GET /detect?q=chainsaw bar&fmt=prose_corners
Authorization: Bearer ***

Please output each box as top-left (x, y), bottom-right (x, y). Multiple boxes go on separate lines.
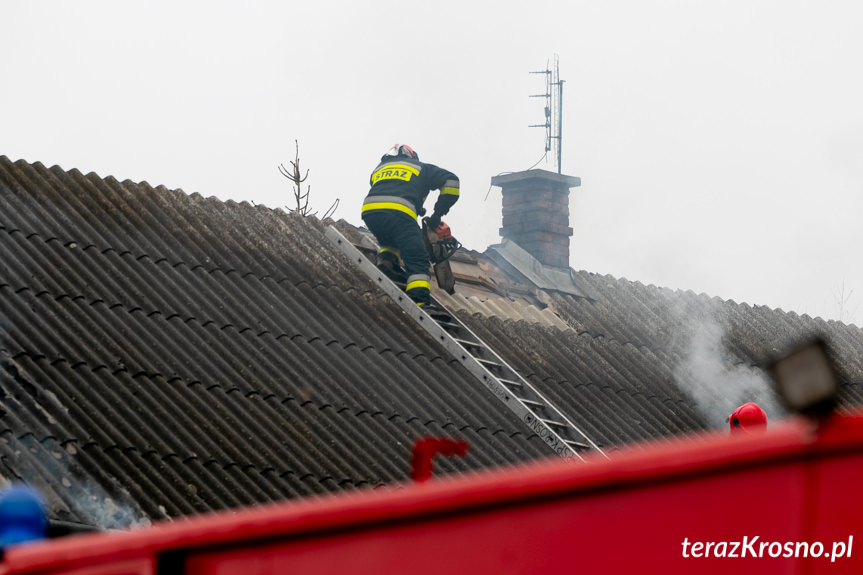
top-left (422, 219), bottom-right (461, 295)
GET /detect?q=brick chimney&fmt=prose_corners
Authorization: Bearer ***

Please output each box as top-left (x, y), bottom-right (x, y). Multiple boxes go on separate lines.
top-left (491, 169), bottom-right (581, 268)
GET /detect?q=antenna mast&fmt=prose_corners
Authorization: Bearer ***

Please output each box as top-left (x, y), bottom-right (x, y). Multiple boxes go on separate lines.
top-left (529, 54), bottom-right (564, 173)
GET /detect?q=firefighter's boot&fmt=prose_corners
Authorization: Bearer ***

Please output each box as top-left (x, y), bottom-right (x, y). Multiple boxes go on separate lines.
top-left (417, 301), bottom-right (452, 322)
top-left (376, 250), bottom-right (407, 284)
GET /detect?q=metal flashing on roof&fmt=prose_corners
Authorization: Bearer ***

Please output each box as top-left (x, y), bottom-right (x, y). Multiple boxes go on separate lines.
top-left (488, 239), bottom-right (597, 300)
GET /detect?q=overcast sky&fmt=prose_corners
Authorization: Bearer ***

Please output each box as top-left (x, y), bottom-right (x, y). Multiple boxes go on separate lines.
top-left (4, 1), bottom-right (862, 324)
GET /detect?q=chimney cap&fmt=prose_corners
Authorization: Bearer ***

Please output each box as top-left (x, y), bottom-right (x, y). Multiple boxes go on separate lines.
top-left (491, 169), bottom-right (581, 189)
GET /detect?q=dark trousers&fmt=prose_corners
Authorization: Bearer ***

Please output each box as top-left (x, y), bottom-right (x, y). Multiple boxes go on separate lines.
top-left (362, 211), bottom-right (431, 304)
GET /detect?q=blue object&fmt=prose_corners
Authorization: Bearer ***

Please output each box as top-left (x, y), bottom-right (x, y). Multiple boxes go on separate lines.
top-left (0, 484), bottom-right (47, 547)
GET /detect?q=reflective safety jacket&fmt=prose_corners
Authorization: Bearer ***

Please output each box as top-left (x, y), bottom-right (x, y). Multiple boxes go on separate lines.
top-left (362, 154), bottom-right (460, 221)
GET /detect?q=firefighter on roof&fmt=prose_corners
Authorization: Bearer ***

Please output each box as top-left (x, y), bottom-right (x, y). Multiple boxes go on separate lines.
top-left (361, 144), bottom-right (460, 306)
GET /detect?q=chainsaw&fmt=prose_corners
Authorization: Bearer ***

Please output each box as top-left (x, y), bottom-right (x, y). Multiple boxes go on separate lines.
top-left (422, 218), bottom-right (461, 295)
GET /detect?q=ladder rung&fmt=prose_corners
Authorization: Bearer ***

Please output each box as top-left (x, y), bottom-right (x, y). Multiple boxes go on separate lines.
top-left (499, 378), bottom-right (523, 388)
top-left (519, 398), bottom-right (545, 408)
top-left (453, 338), bottom-right (483, 349)
top-left (565, 440), bottom-right (592, 449)
top-left (539, 418), bottom-right (569, 429)
top-left (477, 359), bottom-right (502, 370)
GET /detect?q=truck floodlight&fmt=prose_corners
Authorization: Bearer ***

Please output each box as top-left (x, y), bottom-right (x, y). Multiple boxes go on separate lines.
top-left (768, 337), bottom-right (839, 418)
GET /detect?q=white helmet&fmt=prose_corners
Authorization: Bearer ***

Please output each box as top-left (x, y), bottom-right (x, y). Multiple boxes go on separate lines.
top-left (385, 143), bottom-right (419, 160)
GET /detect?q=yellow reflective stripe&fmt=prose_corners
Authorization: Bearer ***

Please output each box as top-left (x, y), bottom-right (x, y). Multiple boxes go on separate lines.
top-left (361, 202), bottom-right (417, 220)
top-left (363, 195), bottom-right (417, 213)
top-left (364, 195), bottom-right (414, 206)
top-left (440, 186), bottom-right (460, 196)
top-left (406, 279), bottom-right (431, 291)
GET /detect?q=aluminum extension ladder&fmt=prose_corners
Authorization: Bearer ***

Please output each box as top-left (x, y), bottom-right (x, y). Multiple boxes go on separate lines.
top-left (326, 226), bottom-right (607, 461)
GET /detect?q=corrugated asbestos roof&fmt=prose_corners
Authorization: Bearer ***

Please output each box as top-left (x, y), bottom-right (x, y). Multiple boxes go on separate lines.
top-left (0, 157), bottom-right (554, 528)
top-left (2, 155), bottom-right (862, 530)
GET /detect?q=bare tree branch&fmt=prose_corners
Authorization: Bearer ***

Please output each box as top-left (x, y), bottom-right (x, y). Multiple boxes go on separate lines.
top-left (833, 278), bottom-right (859, 324)
top-left (278, 140), bottom-right (337, 218)
top-left (322, 198), bottom-right (339, 220)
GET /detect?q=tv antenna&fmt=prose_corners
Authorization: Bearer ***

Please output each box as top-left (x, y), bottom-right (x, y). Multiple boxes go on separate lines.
top-left (529, 54), bottom-right (564, 173)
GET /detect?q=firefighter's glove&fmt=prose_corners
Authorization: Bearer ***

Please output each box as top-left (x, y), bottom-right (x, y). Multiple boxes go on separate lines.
top-left (427, 214), bottom-right (442, 230)
top-left (418, 207), bottom-right (427, 217)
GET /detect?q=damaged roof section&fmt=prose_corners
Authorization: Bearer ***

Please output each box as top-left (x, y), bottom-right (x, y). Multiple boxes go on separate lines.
top-left (346, 226), bottom-right (573, 330)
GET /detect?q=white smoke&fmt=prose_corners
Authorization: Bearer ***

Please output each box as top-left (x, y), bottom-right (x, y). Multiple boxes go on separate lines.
top-left (673, 317), bottom-right (785, 429)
